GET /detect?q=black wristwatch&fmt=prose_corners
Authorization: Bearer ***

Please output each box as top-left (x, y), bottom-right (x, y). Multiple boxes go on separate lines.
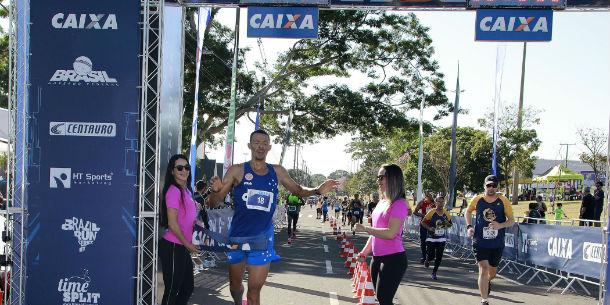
top-left (466, 224), bottom-right (473, 230)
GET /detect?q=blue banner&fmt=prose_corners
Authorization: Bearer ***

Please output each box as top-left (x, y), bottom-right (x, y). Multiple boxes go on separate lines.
top-left (475, 9), bottom-right (553, 42)
top-left (518, 224), bottom-right (603, 279)
top-left (247, 6), bottom-right (319, 39)
top-left (26, 1), bottom-right (141, 305)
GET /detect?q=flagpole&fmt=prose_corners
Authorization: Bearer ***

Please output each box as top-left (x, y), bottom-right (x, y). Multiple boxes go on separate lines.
top-left (189, 7), bottom-right (211, 189)
top-left (447, 63), bottom-right (460, 209)
top-left (222, 7), bottom-right (240, 177)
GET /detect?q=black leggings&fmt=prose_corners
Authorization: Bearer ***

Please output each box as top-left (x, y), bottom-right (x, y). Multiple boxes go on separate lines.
top-left (426, 241), bottom-right (446, 273)
top-left (287, 213), bottom-right (299, 236)
top-left (159, 239), bottom-right (194, 305)
top-left (419, 226), bottom-right (428, 259)
top-left (370, 251), bottom-right (407, 305)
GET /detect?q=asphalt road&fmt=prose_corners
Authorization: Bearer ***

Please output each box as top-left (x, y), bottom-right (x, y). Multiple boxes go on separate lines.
top-left (158, 207), bottom-right (599, 305)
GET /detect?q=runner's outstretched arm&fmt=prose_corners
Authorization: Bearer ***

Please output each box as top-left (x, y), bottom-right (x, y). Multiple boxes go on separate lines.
top-left (274, 165), bottom-right (339, 197)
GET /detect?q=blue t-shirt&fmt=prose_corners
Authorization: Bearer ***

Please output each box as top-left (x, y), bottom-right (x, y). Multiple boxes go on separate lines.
top-left (230, 162), bottom-right (279, 239)
top-left (322, 201), bottom-right (329, 212)
top-left (467, 195), bottom-right (513, 249)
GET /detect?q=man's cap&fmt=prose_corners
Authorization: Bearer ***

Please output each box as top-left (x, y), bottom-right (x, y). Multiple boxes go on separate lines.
top-left (484, 175), bottom-right (499, 185)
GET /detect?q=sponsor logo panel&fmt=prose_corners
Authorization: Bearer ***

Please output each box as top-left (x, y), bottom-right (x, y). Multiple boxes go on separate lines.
top-left (50, 122), bottom-right (116, 137)
top-left (49, 56), bottom-right (118, 86)
top-left (50, 167), bottom-right (113, 189)
top-left (62, 217), bottom-right (101, 253)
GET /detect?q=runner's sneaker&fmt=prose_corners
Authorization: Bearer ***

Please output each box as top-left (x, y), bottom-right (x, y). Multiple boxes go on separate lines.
top-left (424, 260), bottom-right (430, 268)
top-left (420, 257), bottom-right (425, 264)
top-left (431, 272), bottom-right (437, 280)
top-left (481, 301), bottom-right (489, 305)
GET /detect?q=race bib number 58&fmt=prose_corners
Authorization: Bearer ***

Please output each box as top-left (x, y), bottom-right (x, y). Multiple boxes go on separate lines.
top-left (246, 189), bottom-right (274, 212)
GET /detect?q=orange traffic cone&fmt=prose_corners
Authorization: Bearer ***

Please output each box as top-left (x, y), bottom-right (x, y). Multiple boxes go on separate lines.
top-left (355, 264), bottom-right (369, 298)
top-left (352, 261), bottom-right (363, 289)
top-left (358, 272), bottom-right (377, 305)
top-left (345, 247), bottom-right (355, 268)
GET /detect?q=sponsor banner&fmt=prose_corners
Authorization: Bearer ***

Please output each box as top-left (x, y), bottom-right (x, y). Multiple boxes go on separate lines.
top-left (26, 0), bottom-right (140, 304)
top-left (177, 0), bottom-right (610, 7)
top-left (475, 9), bottom-right (553, 42)
top-left (502, 223), bottom-right (518, 261)
top-left (193, 208), bottom-right (235, 252)
top-left (518, 224), bottom-right (602, 279)
top-left (247, 6), bottom-right (319, 39)
top-left (50, 122), bottom-right (116, 137)
top-left (468, 0), bottom-right (566, 8)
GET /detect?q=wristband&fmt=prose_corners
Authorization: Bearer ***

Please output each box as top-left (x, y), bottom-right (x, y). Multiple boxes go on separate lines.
top-left (466, 224), bottom-right (473, 230)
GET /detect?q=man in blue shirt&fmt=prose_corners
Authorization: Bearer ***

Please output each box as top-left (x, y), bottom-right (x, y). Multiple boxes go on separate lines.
top-left (208, 130), bottom-right (339, 305)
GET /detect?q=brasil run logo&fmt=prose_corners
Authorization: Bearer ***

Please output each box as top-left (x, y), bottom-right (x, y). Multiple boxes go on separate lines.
top-left (61, 217), bottom-right (101, 253)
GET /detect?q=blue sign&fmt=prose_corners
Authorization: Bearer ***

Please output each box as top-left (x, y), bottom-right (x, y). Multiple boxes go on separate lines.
top-left (247, 6), bottom-right (319, 39)
top-left (26, 1), bottom-right (140, 305)
top-left (475, 9), bottom-right (553, 42)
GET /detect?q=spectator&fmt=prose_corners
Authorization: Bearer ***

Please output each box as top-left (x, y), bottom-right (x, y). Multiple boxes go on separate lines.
top-left (580, 187), bottom-right (596, 226)
top-left (553, 202), bottom-right (568, 225)
top-left (535, 195), bottom-right (547, 224)
top-left (594, 181), bottom-right (605, 227)
top-left (522, 202), bottom-right (542, 224)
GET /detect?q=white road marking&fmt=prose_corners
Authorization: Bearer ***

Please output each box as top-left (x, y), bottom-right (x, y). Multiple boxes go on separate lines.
top-left (326, 260), bottom-right (333, 274)
top-left (308, 215), bottom-right (313, 218)
top-left (323, 236), bottom-right (327, 242)
top-left (324, 245), bottom-right (329, 253)
top-left (328, 292), bottom-right (339, 305)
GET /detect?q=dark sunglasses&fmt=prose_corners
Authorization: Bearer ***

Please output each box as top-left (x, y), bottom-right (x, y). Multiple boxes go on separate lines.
top-left (485, 183), bottom-right (497, 188)
top-left (376, 175), bottom-right (385, 181)
top-left (175, 165), bottom-right (191, 172)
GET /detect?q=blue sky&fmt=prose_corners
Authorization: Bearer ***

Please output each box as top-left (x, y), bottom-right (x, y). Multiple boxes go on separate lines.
top-left (206, 8), bottom-right (610, 176)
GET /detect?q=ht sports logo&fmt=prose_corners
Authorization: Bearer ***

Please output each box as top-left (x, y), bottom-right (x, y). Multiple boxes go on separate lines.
top-left (50, 122), bottom-right (116, 138)
top-left (62, 217), bottom-right (101, 253)
top-left (57, 270), bottom-right (101, 305)
top-left (52, 13), bottom-right (117, 30)
top-left (50, 167), bottom-right (113, 189)
top-left (49, 56), bottom-right (118, 86)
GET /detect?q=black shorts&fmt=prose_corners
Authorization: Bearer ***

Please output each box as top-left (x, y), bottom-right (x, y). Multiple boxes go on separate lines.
top-left (473, 247), bottom-right (503, 267)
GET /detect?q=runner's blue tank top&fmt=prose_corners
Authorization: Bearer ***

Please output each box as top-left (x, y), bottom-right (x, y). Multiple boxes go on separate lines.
top-left (230, 162), bottom-right (279, 239)
top-left (473, 197), bottom-right (507, 248)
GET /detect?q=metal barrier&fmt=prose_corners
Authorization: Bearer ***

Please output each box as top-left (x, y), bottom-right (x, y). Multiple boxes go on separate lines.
top-left (403, 212), bottom-right (604, 298)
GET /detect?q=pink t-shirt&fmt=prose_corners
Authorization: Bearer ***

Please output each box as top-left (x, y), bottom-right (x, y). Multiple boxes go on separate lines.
top-left (371, 198), bottom-right (409, 257)
top-left (163, 185), bottom-right (197, 245)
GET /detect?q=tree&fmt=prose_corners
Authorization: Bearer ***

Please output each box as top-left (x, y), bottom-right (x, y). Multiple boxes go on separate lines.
top-left (577, 127), bottom-right (608, 182)
top-left (287, 169), bottom-right (311, 187)
top-left (310, 173), bottom-right (327, 187)
top-left (0, 6), bottom-right (11, 108)
top-left (182, 10), bottom-right (451, 151)
top-left (478, 104), bottom-right (542, 196)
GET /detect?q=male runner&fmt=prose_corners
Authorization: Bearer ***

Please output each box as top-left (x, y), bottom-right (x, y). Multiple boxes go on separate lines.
top-left (285, 193), bottom-right (304, 243)
top-left (465, 175), bottom-right (514, 305)
top-left (208, 130), bottom-right (338, 305)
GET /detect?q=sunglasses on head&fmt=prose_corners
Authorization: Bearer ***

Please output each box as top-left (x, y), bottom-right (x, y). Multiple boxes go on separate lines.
top-left (485, 183), bottom-right (497, 188)
top-left (175, 165), bottom-right (191, 172)
top-left (376, 175), bottom-right (385, 181)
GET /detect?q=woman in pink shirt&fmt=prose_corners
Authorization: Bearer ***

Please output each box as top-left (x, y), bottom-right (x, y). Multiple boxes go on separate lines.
top-left (159, 154), bottom-right (199, 305)
top-left (356, 164), bottom-right (409, 305)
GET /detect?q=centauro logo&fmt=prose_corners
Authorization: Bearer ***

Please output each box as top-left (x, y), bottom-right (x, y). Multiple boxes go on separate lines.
top-left (479, 16), bottom-right (549, 33)
top-left (249, 13), bottom-right (315, 30)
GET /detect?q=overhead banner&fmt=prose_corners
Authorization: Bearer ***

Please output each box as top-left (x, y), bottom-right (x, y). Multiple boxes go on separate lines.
top-left (27, 1), bottom-right (141, 305)
top-left (475, 9), bottom-right (553, 42)
top-left (247, 6), bottom-right (319, 38)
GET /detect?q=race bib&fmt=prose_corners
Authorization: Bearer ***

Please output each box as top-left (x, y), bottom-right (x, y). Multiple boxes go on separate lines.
top-left (354, 210), bottom-right (360, 215)
top-left (288, 206), bottom-right (297, 212)
top-left (434, 228), bottom-right (445, 236)
top-left (246, 189), bottom-right (274, 212)
top-left (483, 227), bottom-right (498, 239)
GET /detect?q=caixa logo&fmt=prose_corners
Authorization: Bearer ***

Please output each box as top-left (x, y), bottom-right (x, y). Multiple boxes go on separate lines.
top-left (547, 237), bottom-right (573, 259)
top-left (249, 13), bottom-right (315, 30)
top-left (62, 217), bottom-right (101, 253)
top-left (52, 13), bottom-right (117, 30)
top-left (49, 56), bottom-right (118, 86)
top-left (583, 242), bottom-right (604, 263)
top-left (479, 16), bottom-right (549, 33)
top-left (50, 167), bottom-right (113, 189)
top-left (58, 270), bottom-right (101, 305)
